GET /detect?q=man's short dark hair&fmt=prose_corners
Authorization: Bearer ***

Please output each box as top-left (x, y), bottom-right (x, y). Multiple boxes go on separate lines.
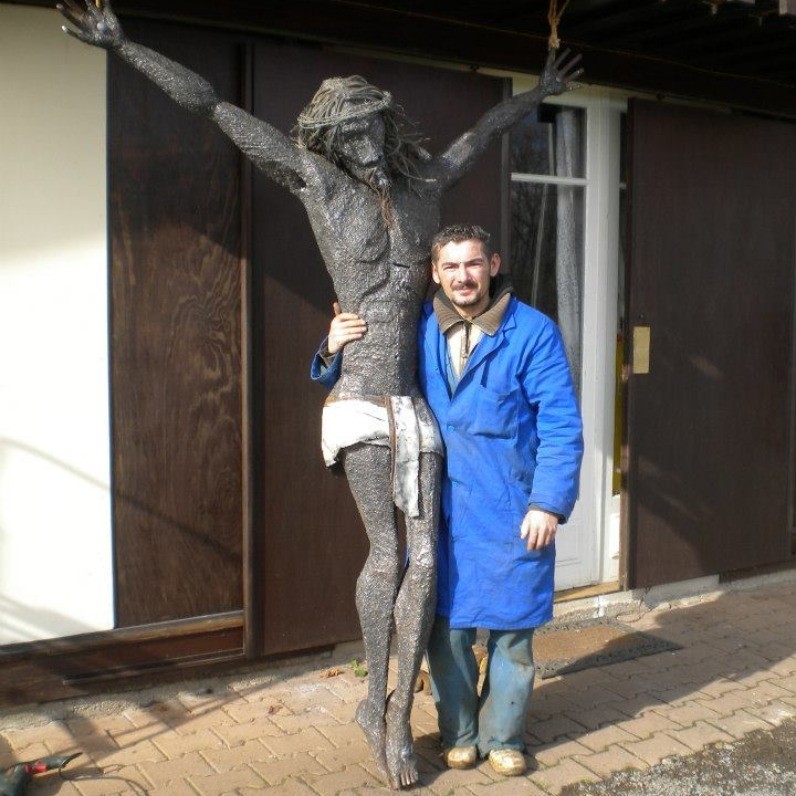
top-left (431, 224), bottom-right (492, 263)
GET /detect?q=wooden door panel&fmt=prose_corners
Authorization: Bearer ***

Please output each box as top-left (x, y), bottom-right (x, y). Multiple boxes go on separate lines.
top-left (625, 100), bottom-right (796, 588)
top-left (109, 22), bottom-right (244, 625)
top-left (251, 41), bottom-right (505, 654)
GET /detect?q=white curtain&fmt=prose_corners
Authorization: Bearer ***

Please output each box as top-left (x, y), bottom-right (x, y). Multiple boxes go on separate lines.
top-left (554, 109), bottom-right (582, 394)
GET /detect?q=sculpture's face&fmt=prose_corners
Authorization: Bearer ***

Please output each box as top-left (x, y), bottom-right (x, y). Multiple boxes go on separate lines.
top-left (432, 239), bottom-right (501, 317)
top-left (336, 113), bottom-right (388, 185)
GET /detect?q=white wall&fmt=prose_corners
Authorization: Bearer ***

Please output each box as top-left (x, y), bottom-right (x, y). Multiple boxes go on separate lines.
top-left (0, 6), bottom-right (113, 643)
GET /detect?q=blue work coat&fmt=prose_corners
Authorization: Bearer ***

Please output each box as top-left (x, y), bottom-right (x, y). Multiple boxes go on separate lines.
top-left (419, 296), bottom-right (582, 629)
top-left (311, 294), bottom-right (583, 629)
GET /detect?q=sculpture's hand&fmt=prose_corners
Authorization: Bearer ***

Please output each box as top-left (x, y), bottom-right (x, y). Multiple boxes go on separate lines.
top-left (328, 301), bottom-right (367, 355)
top-left (538, 48), bottom-right (583, 97)
top-left (57, 0), bottom-right (125, 49)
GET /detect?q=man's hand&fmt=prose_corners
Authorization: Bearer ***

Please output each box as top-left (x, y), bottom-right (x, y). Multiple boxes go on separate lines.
top-left (520, 509), bottom-right (559, 552)
top-left (327, 301), bottom-right (367, 355)
top-left (58, 0), bottom-right (125, 50)
top-left (538, 49), bottom-right (583, 97)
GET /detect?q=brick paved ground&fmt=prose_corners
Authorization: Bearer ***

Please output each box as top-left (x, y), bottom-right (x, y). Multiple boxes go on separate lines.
top-left (2, 578), bottom-right (795, 795)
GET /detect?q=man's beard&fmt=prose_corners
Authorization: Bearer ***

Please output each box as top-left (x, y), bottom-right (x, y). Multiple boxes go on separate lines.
top-left (450, 281), bottom-right (482, 307)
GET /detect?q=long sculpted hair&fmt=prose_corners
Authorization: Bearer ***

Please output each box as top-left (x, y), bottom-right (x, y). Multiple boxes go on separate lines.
top-left (295, 75), bottom-right (430, 187)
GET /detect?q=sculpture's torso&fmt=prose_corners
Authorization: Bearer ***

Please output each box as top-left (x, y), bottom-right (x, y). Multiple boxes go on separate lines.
top-left (304, 164), bottom-right (441, 397)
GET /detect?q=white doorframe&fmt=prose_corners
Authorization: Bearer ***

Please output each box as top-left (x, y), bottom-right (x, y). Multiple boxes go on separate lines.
top-left (509, 79), bottom-right (629, 588)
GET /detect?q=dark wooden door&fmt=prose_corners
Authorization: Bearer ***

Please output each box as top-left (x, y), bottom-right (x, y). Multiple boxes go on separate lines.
top-left (625, 100), bottom-right (796, 588)
top-left (109, 22), bottom-right (244, 625)
top-left (251, 41), bottom-right (506, 655)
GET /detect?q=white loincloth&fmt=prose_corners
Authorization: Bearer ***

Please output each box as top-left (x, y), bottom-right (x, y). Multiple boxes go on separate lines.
top-left (322, 396), bottom-right (444, 518)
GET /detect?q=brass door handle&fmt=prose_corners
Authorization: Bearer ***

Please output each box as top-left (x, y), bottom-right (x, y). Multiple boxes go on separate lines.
top-left (632, 326), bottom-right (650, 374)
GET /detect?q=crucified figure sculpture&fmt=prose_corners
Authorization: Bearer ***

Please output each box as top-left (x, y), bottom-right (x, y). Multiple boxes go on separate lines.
top-left (57, 1), bottom-right (582, 787)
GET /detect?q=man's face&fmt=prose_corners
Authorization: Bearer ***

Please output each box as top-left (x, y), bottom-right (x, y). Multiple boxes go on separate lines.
top-left (432, 239), bottom-right (501, 318)
top-left (336, 113), bottom-right (388, 187)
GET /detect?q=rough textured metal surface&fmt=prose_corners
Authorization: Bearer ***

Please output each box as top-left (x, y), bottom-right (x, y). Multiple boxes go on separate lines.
top-left (57, 1), bottom-right (582, 787)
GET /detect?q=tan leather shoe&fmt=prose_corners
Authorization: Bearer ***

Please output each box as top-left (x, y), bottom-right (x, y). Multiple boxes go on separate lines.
top-left (487, 748), bottom-right (527, 776)
top-left (442, 745), bottom-right (478, 769)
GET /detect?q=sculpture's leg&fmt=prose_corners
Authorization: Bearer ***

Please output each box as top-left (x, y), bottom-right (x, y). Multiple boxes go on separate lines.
top-left (385, 450), bottom-right (442, 789)
top-left (342, 443), bottom-right (401, 780)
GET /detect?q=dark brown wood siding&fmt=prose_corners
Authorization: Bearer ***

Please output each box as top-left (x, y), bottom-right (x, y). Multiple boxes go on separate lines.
top-left (109, 22), bottom-right (244, 625)
top-left (625, 100), bottom-right (796, 588)
top-left (250, 42), bottom-right (505, 655)
top-left (109, 23), bottom-right (504, 649)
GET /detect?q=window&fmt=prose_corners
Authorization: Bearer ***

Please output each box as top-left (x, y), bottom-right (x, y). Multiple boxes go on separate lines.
top-left (509, 104), bottom-right (586, 392)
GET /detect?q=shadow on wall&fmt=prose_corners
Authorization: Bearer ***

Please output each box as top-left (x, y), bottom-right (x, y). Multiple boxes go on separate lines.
top-left (0, 437), bottom-right (112, 645)
top-left (0, 596), bottom-right (96, 646)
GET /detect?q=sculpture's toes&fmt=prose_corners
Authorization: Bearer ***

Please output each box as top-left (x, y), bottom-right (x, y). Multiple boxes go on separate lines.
top-left (385, 702), bottom-right (420, 788)
top-left (387, 751), bottom-right (419, 790)
top-left (355, 699), bottom-right (388, 779)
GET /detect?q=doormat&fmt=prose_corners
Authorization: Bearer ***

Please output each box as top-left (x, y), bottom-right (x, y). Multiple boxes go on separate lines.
top-left (534, 618), bottom-right (681, 679)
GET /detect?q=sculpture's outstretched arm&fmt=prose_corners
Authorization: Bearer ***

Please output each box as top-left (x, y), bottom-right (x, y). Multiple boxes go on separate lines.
top-left (58, 0), bottom-right (308, 191)
top-left (429, 49), bottom-right (583, 192)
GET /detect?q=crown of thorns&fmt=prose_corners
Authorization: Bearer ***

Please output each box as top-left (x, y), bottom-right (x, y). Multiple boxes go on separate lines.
top-left (296, 77), bottom-right (393, 130)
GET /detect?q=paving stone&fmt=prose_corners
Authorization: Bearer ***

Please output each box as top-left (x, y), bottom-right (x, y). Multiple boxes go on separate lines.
top-left (530, 757), bottom-right (599, 795)
top-left (575, 724), bottom-right (639, 752)
top-left (614, 709), bottom-right (680, 739)
top-left (249, 751), bottom-right (329, 784)
top-left (529, 738), bottom-right (594, 768)
top-left (561, 684), bottom-right (625, 709)
top-left (152, 728), bottom-right (225, 758)
top-left (169, 708), bottom-right (237, 734)
top-left (312, 742), bottom-right (372, 771)
top-left (19, 776), bottom-right (84, 796)
top-left (747, 679), bottom-right (794, 701)
top-left (607, 695), bottom-right (667, 718)
top-left (0, 741), bottom-right (52, 767)
top-left (705, 708), bottom-right (780, 739)
top-left (211, 718), bottom-right (283, 747)
top-left (657, 699), bottom-right (722, 727)
top-left (222, 700), bottom-right (288, 724)
top-left (673, 719), bottom-right (735, 752)
top-left (72, 763), bottom-right (148, 795)
top-left (302, 763), bottom-right (383, 794)
top-left (559, 704), bottom-right (629, 732)
top-left (142, 781), bottom-right (201, 796)
top-left (316, 721), bottom-right (367, 748)
top-left (239, 781), bottom-right (318, 796)
top-left (601, 675), bottom-right (660, 701)
top-left (573, 744), bottom-right (647, 777)
top-left (651, 687), bottom-right (710, 708)
top-left (91, 739), bottom-right (166, 766)
top-left (3, 723), bottom-right (75, 750)
top-left (422, 764), bottom-right (492, 793)
top-left (746, 700), bottom-right (796, 725)
top-left (527, 694), bottom-right (579, 721)
top-left (526, 715), bottom-right (589, 745)
top-left (270, 707), bottom-right (341, 733)
top-left (140, 752), bottom-right (216, 786)
top-left (201, 738), bottom-right (275, 772)
top-left (261, 726), bottom-right (335, 757)
top-left (619, 731), bottom-right (693, 766)
top-left (65, 716), bottom-right (134, 739)
top-left (696, 689), bottom-right (763, 716)
top-left (468, 775), bottom-right (547, 795)
top-left (768, 657), bottom-right (796, 676)
top-left (190, 765), bottom-right (266, 796)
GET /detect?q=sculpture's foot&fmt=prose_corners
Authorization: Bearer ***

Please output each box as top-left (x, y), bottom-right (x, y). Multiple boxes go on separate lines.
top-left (355, 699), bottom-right (388, 780)
top-left (385, 694), bottom-right (419, 789)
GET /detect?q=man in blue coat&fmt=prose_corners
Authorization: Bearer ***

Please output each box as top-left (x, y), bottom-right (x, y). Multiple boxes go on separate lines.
top-left (314, 224), bottom-right (583, 776)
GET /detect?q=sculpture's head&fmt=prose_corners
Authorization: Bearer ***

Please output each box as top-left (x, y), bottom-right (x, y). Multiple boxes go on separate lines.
top-left (295, 75), bottom-right (428, 192)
